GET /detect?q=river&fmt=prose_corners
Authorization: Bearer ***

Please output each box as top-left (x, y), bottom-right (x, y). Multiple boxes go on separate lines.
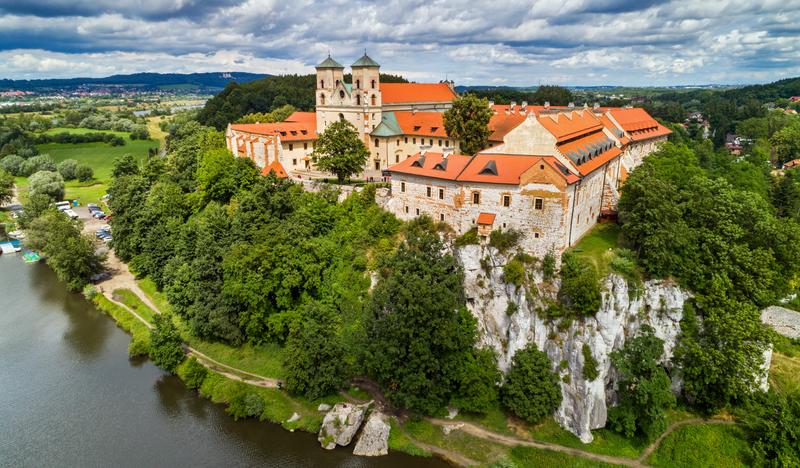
top-left (0, 256), bottom-right (445, 467)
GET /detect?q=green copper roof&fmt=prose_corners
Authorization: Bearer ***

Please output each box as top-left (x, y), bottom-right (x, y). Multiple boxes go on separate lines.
top-left (344, 83), bottom-right (352, 93)
top-left (371, 112), bottom-right (402, 137)
top-left (352, 53), bottom-right (380, 68)
top-left (316, 55), bottom-right (344, 69)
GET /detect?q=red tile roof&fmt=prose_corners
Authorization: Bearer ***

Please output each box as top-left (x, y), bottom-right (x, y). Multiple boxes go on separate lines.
top-left (230, 111), bottom-right (317, 141)
top-left (456, 153), bottom-right (543, 184)
top-left (538, 110), bottom-right (604, 142)
top-left (607, 108), bottom-right (671, 141)
top-left (387, 152), bottom-right (472, 180)
top-left (557, 131), bottom-right (622, 176)
top-left (488, 108), bottom-right (528, 142)
top-left (477, 213), bottom-right (496, 225)
top-left (261, 160), bottom-right (288, 178)
top-left (380, 83), bottom-right (456, 104)
top-left (394, 112), bottom-right (449, 137)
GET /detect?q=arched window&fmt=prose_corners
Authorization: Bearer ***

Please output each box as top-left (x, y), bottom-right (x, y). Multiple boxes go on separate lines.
top-left (371, 94), bottom-right (376, 106)
top-left (356, 79), bottom-right (360, 89)
top-left (339, 90), bottom-right (345, 99)
top-left (356, 94), bottom-right (361, 105)
top-left (320, 93), bottom-right (325, 105)
top-left (335, 79), bottom-right (340, 87)
top-left (371, 79), bottom-right (376, 89)
top-left (320, 79), bottom-right (324, 88)
top-left (374, 138), bottom-right (380, 147)
top-left (338, 113), bottom-right (345, 121)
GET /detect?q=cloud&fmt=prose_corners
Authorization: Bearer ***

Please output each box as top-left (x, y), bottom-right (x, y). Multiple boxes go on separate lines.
top-left (0, 0), bottom-right (797, 85)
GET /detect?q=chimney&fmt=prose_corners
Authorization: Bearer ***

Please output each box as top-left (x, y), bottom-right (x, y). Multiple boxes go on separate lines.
top-left (442, 147), bottom-right (454, 158)
top-left (568, 102), bottom-right (575, 108)
top-left (520, 101), bottom-right (527, 110)
top-left (509, 101), bottom-right (516, 112)
top-left (420, 144), bottom-right (432, 156)
top-left (412, 106), bottom-right (417, 115)
top-left (544, 101), bottom-right (550, 109)
top-left (593, 102), bottom-right (600, 110)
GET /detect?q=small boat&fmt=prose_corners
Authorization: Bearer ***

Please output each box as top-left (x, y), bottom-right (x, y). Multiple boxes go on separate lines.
top-left (22, 251), bottom-right (41, 263)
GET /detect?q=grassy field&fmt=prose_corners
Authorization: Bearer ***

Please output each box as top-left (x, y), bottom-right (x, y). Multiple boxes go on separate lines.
top-left (146, 116), bottom-right (168, 148)
top-left (646, 424), bottom-right (749, 467)
top-left (44, 127), bottom-right (129, 138)
top-left (769, 353), bottom-right (800, 395)
top-left (509, 445), bottom-right (624, 468)
top-left (570, 223), bottom-right (621, 276)
top-left (93, 294), bottom-right (151, 357)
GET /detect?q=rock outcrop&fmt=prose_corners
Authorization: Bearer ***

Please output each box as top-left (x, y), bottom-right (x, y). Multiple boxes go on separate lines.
top-left (318, 402), bottom-right (370, 450)
top-left (353, 411), bottom-right (390, 456)
top-left (761, 306), bottom-right (800, 339)
top-left (457, 244), bottom-right (691, 443)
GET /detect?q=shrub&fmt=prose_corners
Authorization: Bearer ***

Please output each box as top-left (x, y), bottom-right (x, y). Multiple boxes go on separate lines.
top-left (506, 302), bottom-right (519, 316)
top-left (28, 171), bottom-right (65, 201)
top-left (609, 248), bottom-right (643, 298)
top-left (1, 154), bottom-right (24, 176)
top-left (227, 393), bottom-right (265, 420)
top-left (503, 258), bottom-right (526, 288)
top-left (20, 154), bottom-right (57, 176)
top-left (489, 228), bottom-right (522, 253)
top-left (542, 251), bottom-right (556, 281)
top-left (454, 227), bottom-right (479, 247)
top-left (582, 344), bottom-right (599, 381)
top-left (501, 343), bottom-right (562, 423)
top-left (182, 357), bottom-right (209, 390)
top-left (57, 159), bottom-right (80, 180)
top-left (149, 313), bottom-right (185, 373)
top-left (742, 391), bottom-right (800, 466)
top-left (76, 164), bottom-right (94, 182)
top-left (82, 284), bottom-right (98, 300)
top-left (558, 252), bottom-right (602, 316)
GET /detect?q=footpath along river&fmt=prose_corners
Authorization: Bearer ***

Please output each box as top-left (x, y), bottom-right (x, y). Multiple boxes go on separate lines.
top-left (0, 255), bottom-right (446, 467)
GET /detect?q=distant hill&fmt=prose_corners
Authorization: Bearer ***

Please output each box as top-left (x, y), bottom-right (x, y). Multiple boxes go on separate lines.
top-left (0, 72), bottom-right (270, 92)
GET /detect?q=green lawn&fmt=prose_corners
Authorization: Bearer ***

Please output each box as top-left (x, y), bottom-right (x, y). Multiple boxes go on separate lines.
top-left (570, 223), bottom-right (621, 276)
top-left (646, 424), bottom-right (749, 467)
top-left (44, 127), bottom-right (130, 138)
top-left (509, 445), bottom-right (624, 468)
top-left (38, 138), bottom-right (156, 181)
top-left (403, 418), bottom-right (510, 465)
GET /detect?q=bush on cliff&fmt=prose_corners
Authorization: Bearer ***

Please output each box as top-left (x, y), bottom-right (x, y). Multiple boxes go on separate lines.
top-left (501, 343), bottom-right (561, 423)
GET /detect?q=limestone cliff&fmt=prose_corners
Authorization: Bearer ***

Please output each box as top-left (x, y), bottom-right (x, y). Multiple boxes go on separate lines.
top-left (457, 244), bottom-right (691, 443)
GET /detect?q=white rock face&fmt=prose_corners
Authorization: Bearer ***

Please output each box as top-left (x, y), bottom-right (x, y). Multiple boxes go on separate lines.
top-left (761, 306), bottom-right (800, 339)
top-left (318, 402), bottom-right (370, 450)
top-left (353, 412), bottom-right (390, 456)
top-left (458, 244), bottom-right (691, 443)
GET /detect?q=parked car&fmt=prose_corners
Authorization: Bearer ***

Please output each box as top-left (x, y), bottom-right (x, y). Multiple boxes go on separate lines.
top-left (64, 209), bottom-right (79, 220)
top-left (55, 201), bottom-right (71, 211)
top-left (89, 271), bottom-right (112, 283)
top-left (92, 211), bottom-right (106, 219)
top-left (87, 203), bottom-right (99, 210)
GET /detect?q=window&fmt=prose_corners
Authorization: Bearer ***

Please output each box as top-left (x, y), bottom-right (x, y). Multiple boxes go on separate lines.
top-left (339, 90), bottom-right (345, 99)
top-left (446, 140), bottom-right (450, 146)
top-left (404, 205), bottom-right (409, 213)
top-left (320, 80), bottom-right (324, 88)
top-left (339, 113), bottom-right (345, 121)
top-left (438, 139), bottom-right (442, 146)
top-left (356, 94), bottom-right (361, 105)
top-left (404, 137), bottom-right (408, 144)
top-left (401, 182), bottom-right (406, 192)
top-left (395, 155), bottom-right (400, 163)
top-left (426, 187), bottom-right (432, 197)
top-left (303, 142), bottom-right (308, 150)
top-left (503, 195), bottom-right (510, 207)
top-left (438, 188), bottom-right (444, 199)
top-left (534, 198), bottom-right (543, 210)
top-left (288, 143), bottom-right (293, 151)
top-left (502, 222), bottom-right (507, 228)
top-left (472, 191), bottom-right (480, 204)
top-left (371, 79), bottom-right (376, 89)
top-left (396, 139), bottom-right (400, 145)
top-left (292, 158), bottom-right (297, 166)
top-left (356, 79), bottom-right (360, 89)
top-left (335, 79), bottom-right (340, 86)
top-left (412, 138), bottom-right (416, 144)
top-left (375, 160), bottom-right (380, 170)
top-left (374, 138), bottom-right (379, 147)
top-left (371, 95), bottom-right (376, 106)
top-left (440, 214), bottom-right (445, 221)
top-left (534, 232), bottom-right (540, 239)
top-left (416, 208), bottom-right (420, 215)
top-left (320, 94), bottom-right (325, 105)
top-left (429, 139), bottom-right (433, 146)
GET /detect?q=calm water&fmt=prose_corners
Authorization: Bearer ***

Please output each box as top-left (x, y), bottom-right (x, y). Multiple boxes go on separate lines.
top-left (0, 256), bottom-right (445, 468)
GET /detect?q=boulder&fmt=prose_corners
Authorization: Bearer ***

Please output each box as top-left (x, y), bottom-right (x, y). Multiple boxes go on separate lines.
top-left (318, 402), bottom-right (370, 450)
top-left (317, 403), bottom-right (332, 412)
top-left (286, 412), bottom-right (301, 423)
top-left (353, 412), bottom-right (390, 456)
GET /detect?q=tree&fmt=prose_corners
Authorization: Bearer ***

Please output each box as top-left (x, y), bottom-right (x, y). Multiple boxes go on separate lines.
top-left (364, 217), bottom-right (477, 414)
top-left (20, 154), bottom-right (56, 176)
top-left (283, 301), bottom-right (347, 400)
top-left (57, 159), bottom-right (79, 181)
top-left (26, 210), bottom-right (104, 291)
top-left (608, 325), bottom-right (676, 440)
top-left (19, 192), bottom-right (54, 228)
top-left (501, 343), bottom-right (562, 423)
top-left (1, 154), bottom-right (24, 176)
top-left (112, 154), bottom-right (140, 178)
top-left (451, 347), bottom-right (501, 413)
top-left (558, 252), bottom-right (602, 316)
top-left (76, 164), bottom-right (94, 182)
top-left (0, 168), bottom-right (13, 205)
top-left (443, 94), bottom-right (492, 155)
top-left (310, 120), bottom-right (369, 184)
top-left (532, 85), bottom-right (574, 106)
top-left (770, 122), bottom-right (800, 165)
top-left (28, 170), bottom-right (65, 201)
top-left (742, 391), bottom-right (800, 466)
top-left (195, 148), bottom-right (259, 206)
top-left (149, 313), bottom-right (185, 373)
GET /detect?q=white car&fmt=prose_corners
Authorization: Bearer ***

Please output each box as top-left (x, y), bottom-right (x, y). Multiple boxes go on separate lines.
top-left (64, 209), bottom-right (79, 220)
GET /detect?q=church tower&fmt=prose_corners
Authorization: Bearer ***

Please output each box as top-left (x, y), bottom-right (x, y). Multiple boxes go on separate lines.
top-left (351, 52), bottom-right (382, 144)
top-left (315, 55), bottom-right (345, 134)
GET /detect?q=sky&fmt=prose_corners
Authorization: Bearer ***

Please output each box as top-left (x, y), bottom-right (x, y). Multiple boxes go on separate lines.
top-left (0, 0), bottom-right (799, 86)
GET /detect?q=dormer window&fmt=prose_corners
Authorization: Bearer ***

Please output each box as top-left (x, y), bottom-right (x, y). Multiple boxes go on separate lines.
top-left (411, 155), bottom-right (426, 167)
top-left (413, 126), bottom-right (421, 131)
top-left (479, 160), bottom-right (498, 176)
top-left (433, 159), bottom-right (448, 171)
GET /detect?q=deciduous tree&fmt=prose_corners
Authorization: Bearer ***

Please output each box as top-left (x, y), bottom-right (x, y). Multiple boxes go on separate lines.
top-left (310, 120), bottom-right (369, 184)
top-left (500, 343), bottom-right (561, 423)
top-left (443, 94), bottom-right (492, 155)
